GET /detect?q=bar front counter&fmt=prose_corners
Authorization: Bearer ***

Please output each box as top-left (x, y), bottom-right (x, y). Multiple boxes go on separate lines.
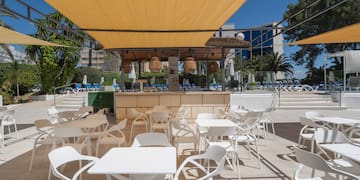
top-left (115, 91), bottom-right (230, 120)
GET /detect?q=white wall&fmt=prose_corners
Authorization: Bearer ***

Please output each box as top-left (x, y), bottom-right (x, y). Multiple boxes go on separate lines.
top-left (230, 93), bottom-right (274, 110)
top-left (342, 93), bottom-right (360, 109)
top-left (0, 95), bottom-right (2, 107)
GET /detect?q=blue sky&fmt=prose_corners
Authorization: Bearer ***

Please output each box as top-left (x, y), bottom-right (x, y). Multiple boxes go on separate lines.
top-left (2, 0), bottom-right (312, 79)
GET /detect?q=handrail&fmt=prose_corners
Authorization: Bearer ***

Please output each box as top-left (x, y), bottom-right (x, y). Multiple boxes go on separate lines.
top-left (53, 83), bottom-right (76, 106)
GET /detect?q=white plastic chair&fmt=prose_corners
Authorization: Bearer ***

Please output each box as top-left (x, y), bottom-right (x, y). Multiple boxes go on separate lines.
top-left (205, 126), bottom-right (240, 178)
top-left (149, 111), bottom-right (170, 139)
top-left (258, 107), bottom-right (276, 136)
top-left (172, 106), bottom-right (189, 121)
top-left (170, 118), bottom-right (198, 153)
top-left (314, 128), bottom-right (360, 175)
top-left (131, 132), bottom-right (172, 147)
top-left (349, 125), bottom-right (360, 144)
top-left (0, 113), bottom-right (7, 161)
top-left (95, 119), bottom-right (127, 156)
top-left (174, 145), bottom-right (227, 180)
top-left (294, 147), bottom-right (359, 180)
top-left (48, 146), bottom-right (98, 180)
top-left (233, 113), bottom-right (262, 169)
top-left (298, 116), bottom-right (317, 152)
top-left (29, 119), bottom-right (56, 172)
top-left (129, 108), bottom-right (148, 142)
top-left (2, 109), bottom-right (18, 138)
top-left (53, 126), bottom-right (90, 154)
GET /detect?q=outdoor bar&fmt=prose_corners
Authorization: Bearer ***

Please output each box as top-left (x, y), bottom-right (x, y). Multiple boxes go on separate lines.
top-left (115, 91), bottom-right (230, 120)
top-left (3, 0), bottom-right (360, 180)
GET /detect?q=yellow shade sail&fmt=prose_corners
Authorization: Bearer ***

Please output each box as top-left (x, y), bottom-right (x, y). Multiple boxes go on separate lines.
top-left (289, 23), bottom-right (360, 45)
top-left (45, 0), bottom-right (246, 49)
top-left (0, 26), bottom-right (67, 47)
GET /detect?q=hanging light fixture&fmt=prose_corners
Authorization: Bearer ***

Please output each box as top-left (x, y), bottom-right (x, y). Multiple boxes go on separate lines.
top-left (149, 56), bottom-right (162, 72)
top-left (207, 61), bottom-right (219, 73)
top-left (184, 57), bottom-right (196, 74)
top-left (123, 59), bottom-right (131, 73)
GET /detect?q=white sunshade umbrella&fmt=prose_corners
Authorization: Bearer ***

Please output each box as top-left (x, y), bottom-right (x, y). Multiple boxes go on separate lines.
top-left (129, 63), bottom-right (137, 80)
top-left (248, 73), bottom-right (255, 83)
top-left (82, 75), bottom-right (87, 85)
top-left (100, 76), bottom-right (104, 85)
top-left (229, 59), bottom-right (235, 76)
top-left (212, 77), bottom-right (217, 84)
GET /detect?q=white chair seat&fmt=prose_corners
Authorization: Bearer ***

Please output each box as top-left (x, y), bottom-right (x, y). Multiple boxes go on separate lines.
top-left (328, 159), bottom-right (360, 176)
top-left (351, 138), bottom-right (360, 143)
top-left (300, 133), bottom-right (313, 140)
top-left (233, 135), bottom-right (255, 143)
top-left (207, 141), bottom-right (236, 152)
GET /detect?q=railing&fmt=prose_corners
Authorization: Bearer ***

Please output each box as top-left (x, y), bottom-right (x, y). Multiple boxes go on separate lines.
top-left (53, 83), bottom-right (76, 106)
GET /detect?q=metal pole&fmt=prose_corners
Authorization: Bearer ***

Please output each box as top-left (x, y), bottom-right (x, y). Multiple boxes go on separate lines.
top-left (324, 57), bottom-right (327, 91)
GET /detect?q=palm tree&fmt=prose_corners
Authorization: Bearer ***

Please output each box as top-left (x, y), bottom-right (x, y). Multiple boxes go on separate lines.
top-left (25, 12), bottom-right (86, 93)
top-left (0, 13), bottom-right (21, 100)
top-left (263, 52), bottom-right (294, 76)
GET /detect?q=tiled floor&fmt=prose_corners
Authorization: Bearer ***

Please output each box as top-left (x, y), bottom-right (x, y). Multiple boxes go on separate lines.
top-left (1, 96), bottom-right (359, 179)
top-left (0, 118), bottom-right (303, 180)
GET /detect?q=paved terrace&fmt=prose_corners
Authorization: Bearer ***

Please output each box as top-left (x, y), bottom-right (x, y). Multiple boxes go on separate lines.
top-left (0, 94), bottom-right (360, 179)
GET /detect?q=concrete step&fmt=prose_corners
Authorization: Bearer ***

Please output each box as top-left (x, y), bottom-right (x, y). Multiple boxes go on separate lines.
top-left (276, 106), bottom-right (346, 110)
top-left (61, 100), bottom-right (84, 104)
top-left (280, 97), bottom-right (331, 102)
top-left (56, 104), bottom-right (82, 108)
top-left (65, 96), bottom-right (84, 101)
top-left (280, 103), bottom-right (339, 107)
top-left (280, 101), bottom-right (336, 105)
top-left (279, 95), bottom-right (331, 98)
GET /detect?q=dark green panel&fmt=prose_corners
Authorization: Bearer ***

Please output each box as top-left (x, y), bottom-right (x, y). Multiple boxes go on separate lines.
top-left (88, 92), bottom-right (114, 112)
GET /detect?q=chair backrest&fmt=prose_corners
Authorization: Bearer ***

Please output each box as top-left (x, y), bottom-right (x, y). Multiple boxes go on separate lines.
top-left (294, 147), bottom-right (335, 173)
top-left (196, 113), bottom-right (217, 120)
top-left (170, 119), bottom-right (195, 137)
top-left (314, 128), bottom-right (350, 144)
top-left (129, 108), bottom-right (141, 119)
top-left (299, 116), bottom-right (317, 127)
top-left (3, 109), bottom-right (15, 122)
top-left (132, 132), bottom-right (172, 147)
top-left (242, 111), bottom-right (262, 125)
top-left (174, 145), bottom-right (227, 180)
top-left (57, 111), bottom-right (77, 121)
top-left (34, 119), bottom-right (53, 130)
top-left (108, 119), bottom-right (127, 132)
top-left (48, 146), bottom-right (98, 180)
top-left (305, 111), bottom-right (324, 119)
top-left (149, 111), bottom-right (169, 124)
top-left (49, 146), bottom-right (83, 170)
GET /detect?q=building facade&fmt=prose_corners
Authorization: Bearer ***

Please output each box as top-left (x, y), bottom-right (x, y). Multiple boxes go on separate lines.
top-left (0, 46), bottom-right (32, 64)
top-left (241, 22), bottom-right (284, 60)
top-left (79, 48), bottom-right (106, 69)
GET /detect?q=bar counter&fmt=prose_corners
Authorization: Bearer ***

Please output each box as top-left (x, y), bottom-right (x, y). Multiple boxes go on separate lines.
top-left (115, 91), bottom-right (230, 120)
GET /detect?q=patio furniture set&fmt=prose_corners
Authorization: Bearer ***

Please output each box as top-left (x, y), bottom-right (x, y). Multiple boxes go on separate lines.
top-left (296, 111), bottom-right (360, 179)
top-left (25, 103), bottom-right (281, 180)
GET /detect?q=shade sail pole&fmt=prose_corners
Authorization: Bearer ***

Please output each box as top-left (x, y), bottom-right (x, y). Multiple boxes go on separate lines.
top-left (221, 48), bottom-right (225, 91)
top-left (120, 51), bottom-right (126, 92)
